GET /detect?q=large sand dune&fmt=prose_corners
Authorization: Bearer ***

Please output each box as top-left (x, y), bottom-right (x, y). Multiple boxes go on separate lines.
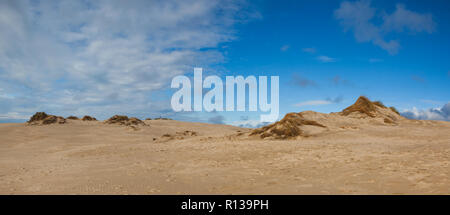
top-left (1, 97), bottom-right (450, 194)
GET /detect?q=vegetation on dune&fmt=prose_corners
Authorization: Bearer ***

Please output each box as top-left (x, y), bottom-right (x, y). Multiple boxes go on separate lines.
top-left (250, 112), bottom-right (326, 139)
top-left (389, 106), bottom-right (400, 115)
top-left (82, 115), bottom-right (97, 121)
top-left (28, 112), bottom-right (66, 125)
top-left (341, 96), bottom-right (378, 117)
top-left (105, 115), bottom-right (145, 126)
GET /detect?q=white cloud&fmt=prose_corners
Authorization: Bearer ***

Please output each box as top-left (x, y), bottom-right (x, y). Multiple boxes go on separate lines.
top-left (317, 55), bottom-right (336, 63)
top-left (0, 0), bottom-right (258, 120)
top-left (401, 103), bottom-right (450, 121)
top-left (334, 1), bottom-right (435, 55)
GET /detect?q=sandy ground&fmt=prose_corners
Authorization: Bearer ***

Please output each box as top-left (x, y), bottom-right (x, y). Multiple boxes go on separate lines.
top-left (1, 119), bottom-right (450, 194)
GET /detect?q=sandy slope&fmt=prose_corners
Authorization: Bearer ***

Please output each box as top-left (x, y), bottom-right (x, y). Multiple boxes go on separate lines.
top-left (0, 117), bottom-right (449, 194)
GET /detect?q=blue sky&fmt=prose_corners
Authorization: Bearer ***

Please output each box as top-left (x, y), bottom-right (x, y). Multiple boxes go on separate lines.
top-left (0, 0), bottom-right (449, 125)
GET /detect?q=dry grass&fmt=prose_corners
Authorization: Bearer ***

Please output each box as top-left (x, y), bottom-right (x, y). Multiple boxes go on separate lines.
top-left (154, 117), bottom-right (172, 120)
top-left (374, 101), bottom-right (401, 116)
top-left (105, 115), bottom-right (145, 126)
top-left (28, 112), bottom-right (66, 125)
top-left (250, 113), bottom-right (326, 139)
top-left (373, 101), bottom-right (386, 108)
top-left (28, 112), bottom-right (49, 122)
top-left (82, 115), bottom-right (97, 121)
top-left (389, 107), bottom-right (400, 115)
top-left (341, 96), bottom-right (378, 117)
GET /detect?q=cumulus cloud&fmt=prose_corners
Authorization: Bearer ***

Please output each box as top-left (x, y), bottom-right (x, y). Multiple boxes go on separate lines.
top-left (0, 0), bottom-right (258, 120)
top-left (334, 0), bottom-right (435, 55)
top-left (401, 103), bottom-right (450, 121)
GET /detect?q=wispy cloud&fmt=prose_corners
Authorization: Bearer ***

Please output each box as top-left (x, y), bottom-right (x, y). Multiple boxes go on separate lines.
top-left (334, 1), bottom-right (436, 55)
top-left (402, 103), bottom-right (450, 121)
top-left (331, 75), bottom-right (353, 86)
top-left (317, 55), bottom-right (336, 63)
top-left (302, 47), bottom-right (335, 62)
top-left (294, 100), bottom-right (332, 107)
top-left (369, 58), bottom-right (383, 63)
top-left (411, 75), bottom-right (426, 83)
top-left (0, 112), bottom-right (30, 120)
top-left (420, 99), bottom-right (443, 105)
top-left (302, 47), bottom-right (316, 53)
top-left (208, 115), bottom-right (225, 124)
top-left (240, 115), bottom-right (249, 121)
top-left (326, 96), bottom-right (344, 103)
top-left (291, 74), bottom-right (317, 88)
top-left (294, 96), bottom-right (343, 107)
top-left (280, 45), bottom-right (290, 52)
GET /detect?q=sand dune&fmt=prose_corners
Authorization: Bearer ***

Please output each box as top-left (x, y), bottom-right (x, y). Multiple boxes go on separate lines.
top-left (1, 97), bottom-right (449, 194)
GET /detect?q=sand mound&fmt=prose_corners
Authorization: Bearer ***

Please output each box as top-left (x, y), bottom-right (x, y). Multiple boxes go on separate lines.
top-left (340, 96), bottom-right (403, 124)
top-left (341, 96), bottom-right (379, 117)
top-left (250, 96), bottom-right (404, 139)
top-left (250, 113), bottom-right (326, 139)
top-left (67, 116), bottom-right (79, 120)
top-left (82, 115), bottom-right (97, 121)
top-left (105, 115), bottom-right (146, 126)
top-left (28, 112), bottom-right (66, 125)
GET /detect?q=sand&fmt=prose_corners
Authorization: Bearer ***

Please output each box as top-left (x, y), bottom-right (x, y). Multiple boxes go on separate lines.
top-left (0, 115), bottom-right (449, 194)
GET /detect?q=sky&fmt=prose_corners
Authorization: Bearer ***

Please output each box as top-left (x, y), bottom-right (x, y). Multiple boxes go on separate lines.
top-left (0, 0), bottom-right (449, 125)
